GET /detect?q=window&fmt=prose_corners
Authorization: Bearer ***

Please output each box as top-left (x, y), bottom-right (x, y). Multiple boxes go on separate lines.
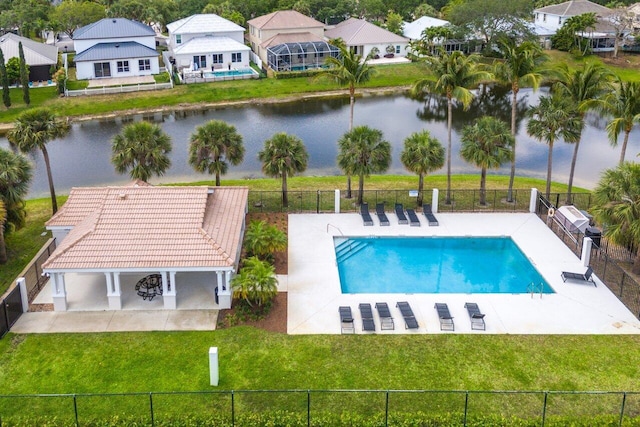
top-left (232, 52), bottom-right (242, 63)
top-left (558, 17), bottom-right (562, 25)
top-left (395, 45), bottom-right (400, 54)
top-left (138, 59), bottom-right (151, 71)
top-left (193, 55), bottom-right (206, 68)
top-left (250, 26), bottom-right (254, 35)
top-left (536, 13), bottom-right (539, 20)
top-left (176, 34), bottom-right (181, 44)
top-left (212, 54), bottom-right (223, 64)
top-left (543, 14), bottom-right (546, 22)
top-left (117, 61), bottom-right (129, 73)
top-left (94, 62), bottom-right (111, 78)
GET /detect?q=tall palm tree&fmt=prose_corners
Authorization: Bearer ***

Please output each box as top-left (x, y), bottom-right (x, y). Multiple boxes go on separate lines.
top-left (592, 162), bottom-right (640, 274)
top-left (322, 45), bottom-right (376, 198)
top-left (552, 63), bottom-right (612, 204)
top-left (111, 121), bottom-right (172, 183)
top-left (0, 200), bottom-right (7, 264)
top-left (495, 38), bottom-right (547, 202)
top-left (400, 130), bottom-right (445, 207)
top-left (8, 108), bottom-right (69, 214)
top-left (460, 116), bottom-right (514, 206)
top-left (411, 49), bottom-right (492, 204)
top-left (526, 95), bottom-right (582, 199)
top-left (337, 126), bottom-right (391, 205)
top-left (527, 95), bottom-right (582, 198)
top-left (0, 147), bottom-right (32, 231)
top-left (594, 77), bottom-right (640, 165)
top-left (188, 120), bottom-right (245, 186)
top-left (258, 132), bottom-right (308, 208)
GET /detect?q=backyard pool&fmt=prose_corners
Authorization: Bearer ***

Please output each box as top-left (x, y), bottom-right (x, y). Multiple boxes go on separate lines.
top-left (202, 68), bottom-right (258, 78)
top-left (336, 236), bottom-right (554, 294)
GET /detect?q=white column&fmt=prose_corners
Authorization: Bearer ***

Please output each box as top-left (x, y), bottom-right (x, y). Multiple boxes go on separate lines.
top-left (334, 189), bottom-right (340, 213)
top-left (218, 270), bottom-right (232, 309)
top-left (209, 347), bottom-right (219, 386)
top-left (529, 188), bottom-right (538, 213)
top-left (52, 273), bottom-right (68, 311)
top-left (163, 271), bottom-right (177, 309)
top-left (431, 189), bottom-right (439, 213)
top-left (582, 237), bottom-right (593, 267)
top-left (17, 278), bottom-right (28, 313)
top-left (106, 272), bottom-right (122, 310)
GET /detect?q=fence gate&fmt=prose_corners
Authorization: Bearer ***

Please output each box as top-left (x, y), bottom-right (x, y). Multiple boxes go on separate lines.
top-left (1, 286), bottom-right (23, 337)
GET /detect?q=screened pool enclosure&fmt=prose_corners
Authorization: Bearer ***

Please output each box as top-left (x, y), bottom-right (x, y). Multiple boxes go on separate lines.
top-left (267, 41), bottom-right (340, 72)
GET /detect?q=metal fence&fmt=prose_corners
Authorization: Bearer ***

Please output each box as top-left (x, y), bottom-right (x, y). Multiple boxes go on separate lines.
top-left (65, 82), bottom-right (173, 97)
top-left (0, 389), bottom-right (639, 426)
top-left (13, 238), bottom-right (57, 303)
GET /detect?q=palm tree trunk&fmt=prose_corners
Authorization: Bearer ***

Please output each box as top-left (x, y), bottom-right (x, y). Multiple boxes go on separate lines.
top-left (479, 167), bottom-right (487, 206)
top-left (445, 96), bottom-right (452, 205)
top-left (215, 172), bottom-right (221, 186)
top-left (346, 88), bottom-right (355, 199)
top-left (346, 175), bottom-right (352, 199)
top-left (566, 137), bottom-right (581, 205)
top-left (620, 129), bottom-right (630, 165)
top-left (357, 173), bottom-right (365, 205)
top-left (0, 229), bottom-right (7, 264)
top-left (546, 140), bottom-right (554, 199)
top-left (507, 87), bottom-right (518, 202)
top-left (634, 245), bottom-right (640, 275)
top-left (41, 145), bottom-right (58, 214)
top-left (282, 173), bottom-right (288, 208)
top-left (417, 173), bottom-right (424, 207)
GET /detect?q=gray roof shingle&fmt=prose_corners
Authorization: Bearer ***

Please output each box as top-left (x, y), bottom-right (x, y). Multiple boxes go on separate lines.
top-left (74, 18), bottom-right (155, 40)
top-left (74, 42), bottom-right (158, 62)
top-left (0, 33), bottom-right (57, 65)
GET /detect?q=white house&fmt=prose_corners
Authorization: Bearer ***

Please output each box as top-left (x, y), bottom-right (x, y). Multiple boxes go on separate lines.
top-left (403, 16), bottom-right (450, 40)
top-left (534, 0), bottom-right (612, 31)
top-left (73, 18), bottom-right (160, 80)
top-left (167, 14), bottom-right (250, 72)
top-left (325, 18), bottom-right (409, 59)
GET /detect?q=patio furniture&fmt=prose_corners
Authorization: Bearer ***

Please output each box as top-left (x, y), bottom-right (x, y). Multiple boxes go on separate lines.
top-left (135, 274), bottom-right (163, 301)
top-left (376, 203), bottom-right (390, 226)
top-left (561, 266), bottom-right (596, 286)
top-left (406, 209), bottom-right (421, 226)
top-left (423, 204), bottom-right (439, 226)
top-left (360, 203), bottom-right (374, 226)
top-left (395, 203), bottom-right (408, 225)
top-left (396, 301), bottom-right (419, 329)
top-left (375, 302), bottom-right (395, 330)
top-left (434, 303), bottom-right (454, 331)
top-left (464, 302), bottom-right (486, 330)
top-left (339, 306), bottom-right (355, 334)
top-left (359, 303), bottom-right (376, 332)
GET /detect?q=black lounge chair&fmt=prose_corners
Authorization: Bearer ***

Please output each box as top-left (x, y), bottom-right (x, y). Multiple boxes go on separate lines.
top-left (359, 303), bottom-right (376, 332)
top-left (396, 301), bottom-right (419, 329)
top-left (434, 303), bottom-right (454, 331)
top-left (375, 302), bottom-right (395, 330)
top-left (423, 204), bottom-right (439, 226)
top-left (395, 203), bottom-right (408, 225)
top-left (406, 209), bottom-right (421, 226)
top-left (464, 302), bottom-right (486, 331)
top-left (561, 266), bottom-right (596, 286)
top-left (339, 306), bottom-right (355, 334)
top-left (360, 203), bottom-right (374, 226)
top-left (376, 203), bottom-right (390, 226)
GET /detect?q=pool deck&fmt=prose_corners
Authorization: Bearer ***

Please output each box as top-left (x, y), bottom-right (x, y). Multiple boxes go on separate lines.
top-left (288, 212), bottom-right (640, 335)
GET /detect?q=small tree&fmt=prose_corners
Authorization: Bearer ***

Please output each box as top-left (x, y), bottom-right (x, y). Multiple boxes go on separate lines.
top-left (0, 49), bottom-right (10, 108)
top-left (188, 120), bottom-right (245, 186)
top-left (400, 130), bottom-right (445, 206)
top-left (243, 220), bottom-right (286, 262)
top-left (231, 257), bottom-right (278, 308)
top-left (111, 121), bottom-right (172, 182)
top-left (385, 11), bottom-right (404, 35)
top-left (0, 200), bottom-right (7, 264)
top-left (0, 148), bottom-right (33, 231)
top-left (5, 58), bottom-right (21, 86)
top-left (18, 42), bottom-right (29, 106)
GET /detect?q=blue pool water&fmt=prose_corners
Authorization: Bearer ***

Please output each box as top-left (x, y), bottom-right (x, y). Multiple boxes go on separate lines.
top-left (336, 237), bottom-right (554, 294)
top-left (202, 69), bottom-right (256, 78)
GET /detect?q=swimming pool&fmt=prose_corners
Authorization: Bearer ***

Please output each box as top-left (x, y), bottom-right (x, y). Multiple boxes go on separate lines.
top-left (335, 236), bottom-right (554, 294)
top-left (202, 69), bottom-right (257, 78)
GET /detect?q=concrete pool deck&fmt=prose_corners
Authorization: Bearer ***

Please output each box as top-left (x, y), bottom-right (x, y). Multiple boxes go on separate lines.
top-left (288, 212), bottom-right (640, 335)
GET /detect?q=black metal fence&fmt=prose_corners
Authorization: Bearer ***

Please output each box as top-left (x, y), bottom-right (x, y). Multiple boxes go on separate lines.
top-left (16, 238), bottom-right (57, 303)
top-left (0, 389), bottom-right (639, 426)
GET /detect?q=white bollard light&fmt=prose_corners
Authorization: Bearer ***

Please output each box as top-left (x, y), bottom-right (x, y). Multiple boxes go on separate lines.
top-left (209, 347), bottom-right (219, 386)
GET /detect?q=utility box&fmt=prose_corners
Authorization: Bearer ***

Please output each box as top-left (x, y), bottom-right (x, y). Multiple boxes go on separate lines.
top-left (585, 227), bottom-right (602, 248)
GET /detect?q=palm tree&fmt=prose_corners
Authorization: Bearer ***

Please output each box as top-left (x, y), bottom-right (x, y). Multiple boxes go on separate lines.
top-left (400, 130), bottom-right (445, 207)
top-left (0, 200), bottom-right (7, 264)
top-left (591, 162), bottom-right (640, 274)
top-left (244, 220), bottom-right (286, 262)
top-left (552, 63), bottom-right (612, 204)
top-left (411, 49), bottom-right (492, 204)
top-left (526, 95), bottom-right (582, 199)
top-left (460, 116), bottom-right (514, 206)
top-left (188, 120), bottom-right (245, 186)
top-left (258, 132), bottom-right (308, 208)
top-left (594, 77), bottom-right (640, 165)
top-left (8, 108), bottom-right (69, 215)
top-left (0, 148), bottom-right (32, 231)
top-left (337, 126), bottom-right (391, 205)
top-left (321, 45), bottom-right (376, 198)
top-left (494, 38), bottom-right (547, 202)
top-left (231, 256), bottom-right (278, 307)
top-left (111, 121), bottom-right (172, 182)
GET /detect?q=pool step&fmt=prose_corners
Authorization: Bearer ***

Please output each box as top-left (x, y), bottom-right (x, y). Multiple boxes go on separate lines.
top-left (336, 240), bottom-right (368, 263)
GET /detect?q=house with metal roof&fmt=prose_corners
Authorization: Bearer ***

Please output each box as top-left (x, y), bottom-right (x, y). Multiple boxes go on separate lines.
top-left (43, 184), bottom-right (248, 312)
top-left (0, 33), bottom-right (58, 81)
top-left (167, 14), bottom-right (250, 73)
top-left (403, 16), bottom-right (450, 40)
top-left (325, 18), bottom-right (409, 59)
top-left (73, 18), bottom-right (160, 80)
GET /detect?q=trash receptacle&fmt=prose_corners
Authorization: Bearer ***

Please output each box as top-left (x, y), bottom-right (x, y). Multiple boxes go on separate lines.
top-left (215, 286), bottom-right (219, 304)
top-left (585, 226), bottom-right (601, 248)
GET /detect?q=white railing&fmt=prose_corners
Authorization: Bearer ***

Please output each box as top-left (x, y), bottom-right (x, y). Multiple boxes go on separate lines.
top-left (65, 82), bottom-right (173, 97)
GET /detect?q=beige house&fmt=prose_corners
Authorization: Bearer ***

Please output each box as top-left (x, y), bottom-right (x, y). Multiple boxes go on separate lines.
top-left (43, 183), bottom-right (248, 312)
top-left (248, 10), bottom-right (326, 66)
top-left (325, 18), bottom-right (409, 59)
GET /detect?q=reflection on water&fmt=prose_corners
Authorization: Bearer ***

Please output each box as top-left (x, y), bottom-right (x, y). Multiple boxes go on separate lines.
top-left (0, 87), bottom-right (634, 198)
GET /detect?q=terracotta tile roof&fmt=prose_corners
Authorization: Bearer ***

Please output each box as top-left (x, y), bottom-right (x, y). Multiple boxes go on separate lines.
top-left (43, 185), bottom-right (248, 271)
top-left (261, 32), bottom-right (326, 49)
top-left (325, 18), bottom-right (408, 45)
top-left (248, 10), bottom-right (324, 30)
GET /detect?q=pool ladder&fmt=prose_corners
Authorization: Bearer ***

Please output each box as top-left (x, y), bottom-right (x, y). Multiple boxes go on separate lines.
top-left (527, 282), bottom-right (544, 299)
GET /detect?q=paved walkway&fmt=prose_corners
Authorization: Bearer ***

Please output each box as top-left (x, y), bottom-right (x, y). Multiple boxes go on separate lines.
top-left (88, 76), bottom-right (155, 88)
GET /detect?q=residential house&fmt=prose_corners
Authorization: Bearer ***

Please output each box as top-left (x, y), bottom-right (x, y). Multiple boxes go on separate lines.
top-left (166, 14), bottom-right (250, 72)
top-left (0, 33), bottom-right (58, 81)
top-left (73, 18), bottom-right (160, 80)
top-left (403, 16), bottom-right (450, 40)
top-left (325, 18), bottom-right (409, 59)
top-left (43, 183), bottom-right (249, 312)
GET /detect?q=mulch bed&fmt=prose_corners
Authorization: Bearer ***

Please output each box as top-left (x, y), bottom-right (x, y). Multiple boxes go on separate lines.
top-left (217, 292), bottom-right (287, 333)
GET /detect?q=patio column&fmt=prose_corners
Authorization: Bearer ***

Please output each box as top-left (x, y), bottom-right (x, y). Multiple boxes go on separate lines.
top-left (529, 188), bottom-right (538, 213)
top-left (431, 189), bottom-right (439, 213)
top-left (334, 189), bottom-right (340, 213)
top-left (581, 238), bottom-right (593, 267)
top-left (51, 273), bottom-right (67, 311)
top-left (106, 272), bottom-right (122, 310)
top-left (217, 270), bottom-right (232, 309)
top-left (163, 271), bottom-right (176, 309)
